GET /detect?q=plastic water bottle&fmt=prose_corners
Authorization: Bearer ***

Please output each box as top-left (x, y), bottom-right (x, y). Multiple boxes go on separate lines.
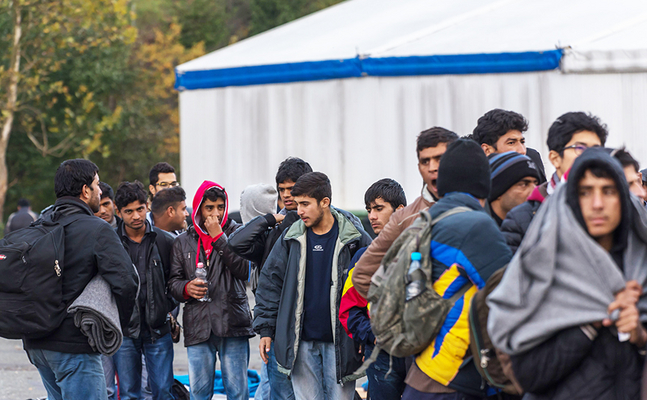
top-left (195, 262), bottom-right (209, 302)
top-left (405, 252), bottom-right (425, 301)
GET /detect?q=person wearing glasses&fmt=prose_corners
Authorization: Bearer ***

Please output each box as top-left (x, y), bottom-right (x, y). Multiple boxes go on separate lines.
top-left (149, 162), bottom-right (180, 200)
top-left (501, 112), bottom-right (608, 253)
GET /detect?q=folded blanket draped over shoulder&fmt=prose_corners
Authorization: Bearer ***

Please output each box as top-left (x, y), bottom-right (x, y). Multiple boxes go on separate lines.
top-left (67, 275), bottom-right (123, 356)
top-left (487, 183), bottom-right (647, 356)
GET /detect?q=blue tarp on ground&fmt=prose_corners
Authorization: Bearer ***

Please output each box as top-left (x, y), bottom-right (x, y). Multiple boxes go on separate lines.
top-left (175, 370), bottom-right (261, 397)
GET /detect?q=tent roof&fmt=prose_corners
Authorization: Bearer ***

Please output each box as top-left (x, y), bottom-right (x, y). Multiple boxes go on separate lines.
top-left (175, 0), bottom-right (647, 90)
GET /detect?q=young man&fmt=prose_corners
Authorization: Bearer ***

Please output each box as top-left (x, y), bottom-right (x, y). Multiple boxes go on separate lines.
top-left (472, 109), bottom-right (528, 156)
top-left (402, 139), bottom-right (513, 399)
top-left (501, 112), bottom-right (608, 252)
top-left (95, 182), bottom-right (119, 228)
top-left (339, 178), bottom-right (407, 400)
top-left (112, 182), bottom-right (176, 400)
top-left (612, 148), bottom-right (647, 200)
top-left (168, 182), bottom-right (253, 400)
top-left (254, 172), bottom-right (372, 400)
top-left (485, 152), bottom-right (540, 226)
top-left (488, 148), bottom-right (647, 399)
top-left (229, 157), bottom-right (312, 400)
top-left (148, 162), bottom-right (179, 200)
top-left (24, 159), bottom-right (138, 400)
top-left (150, 186), bottom-right (189, 237)
top-left (352, 127), bottom-right (458, 298)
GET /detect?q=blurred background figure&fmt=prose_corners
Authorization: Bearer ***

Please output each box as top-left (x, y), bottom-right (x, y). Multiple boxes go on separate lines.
top-left (5, 198), bottom-right (37, 235)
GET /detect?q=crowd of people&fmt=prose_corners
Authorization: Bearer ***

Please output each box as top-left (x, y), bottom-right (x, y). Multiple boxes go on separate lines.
top-left (17, 108), bottom-right (647, 400)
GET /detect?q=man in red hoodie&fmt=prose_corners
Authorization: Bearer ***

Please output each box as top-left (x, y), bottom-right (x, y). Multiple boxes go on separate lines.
top-left (168, 182), bottom-right (254, 400)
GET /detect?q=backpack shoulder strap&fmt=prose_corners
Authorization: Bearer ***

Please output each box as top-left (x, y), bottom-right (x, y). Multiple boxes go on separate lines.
top-left (430, 206), bottom-right (472, 227)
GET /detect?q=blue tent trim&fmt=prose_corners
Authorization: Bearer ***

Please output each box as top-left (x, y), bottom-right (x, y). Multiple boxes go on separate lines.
top-left (175, 49), bottom-right (562, 91)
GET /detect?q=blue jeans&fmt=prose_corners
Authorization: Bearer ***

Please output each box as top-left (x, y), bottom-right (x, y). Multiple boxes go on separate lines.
top-left (187, 335), bottom-right (250, 400)
top-left (291, 340), bottom-right (355, 400)
top-left (254, 361), bottom-right (270, 400)
top-left (365, 345), bottom-right (406, 400)
top-left (26, 349), bottom-right (107, 400)
top-left (267, 343), bottom-right (295, 400)
top-left (112, 333), bottom-right (175, 400)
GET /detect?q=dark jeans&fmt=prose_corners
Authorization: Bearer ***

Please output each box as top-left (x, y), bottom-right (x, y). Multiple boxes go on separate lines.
top-left (365, 345), bottom-right (406, 400)
top-left (402, 386), bottom-right (485, 400)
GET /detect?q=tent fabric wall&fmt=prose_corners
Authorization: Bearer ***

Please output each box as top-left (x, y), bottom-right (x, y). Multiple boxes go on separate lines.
top-left (180, 71), bottom-right (647, 211)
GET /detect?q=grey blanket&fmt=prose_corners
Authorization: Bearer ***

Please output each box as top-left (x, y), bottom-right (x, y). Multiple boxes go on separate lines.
top-left (487, 184), bottom-right (647, 355)
top-left (67, 275), bottom-right (123, 356)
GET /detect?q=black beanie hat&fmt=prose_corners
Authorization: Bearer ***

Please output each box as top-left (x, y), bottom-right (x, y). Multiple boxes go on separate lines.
top-left (437, 139), bottom-right (491, 199)
top-left (488, 152), bottom-right (541, 202)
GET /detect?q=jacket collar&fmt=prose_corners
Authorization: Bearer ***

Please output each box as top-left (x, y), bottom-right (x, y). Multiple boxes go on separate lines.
top-left (53, 196), bottom-right (94, 217)
top-left (285, 207), bottom-right (361, 245)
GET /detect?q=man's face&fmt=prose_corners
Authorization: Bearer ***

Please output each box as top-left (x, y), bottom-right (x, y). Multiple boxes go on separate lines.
top-left (278, 180), bottom-right (297, 211)
top-left (170, 200), bottom-right (189, 231)
top-left (95, 196), bottom-right (116, 223)
top-left (483, 130), bottom-right (526, 156)
top-left (550, 131), bottom-right (602, 179)
top-left (295, 195), bottom-right (325, 228)
top-left (497, 177), bottom-right (538, 216)
top-left (578, 170), bottom-right (622, 240)
top-left (642, 176), bottom-right (647, 202)
top-left (366, 197), bottom-right (396, 235)
top-left (418, 142), bottom-right (448, 199)
top-left (120, 201), bottom-right (147, 232)
top-left (87, 174), bottom-right (102, 213)
top-left (624, 165), bottom-right (646, 199)
top-left (149, 172), bottom-right (178, 197)
top-left (200, 198), bottom-right (226, 226)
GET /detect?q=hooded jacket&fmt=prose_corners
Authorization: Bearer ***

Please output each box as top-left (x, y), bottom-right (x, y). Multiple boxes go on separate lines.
top-left (488, 149), bottom-right (647, 399)
top-left (24, 197), bottom-right (138, 354)
top-left (168, 181), bottom-right (254, 346)
top-left (253, 208), bottom-right (373, 383)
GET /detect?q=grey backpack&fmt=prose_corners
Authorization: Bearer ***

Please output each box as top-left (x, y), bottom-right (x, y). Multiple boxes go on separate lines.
top-left (364, 207), bottom-right (471, 362)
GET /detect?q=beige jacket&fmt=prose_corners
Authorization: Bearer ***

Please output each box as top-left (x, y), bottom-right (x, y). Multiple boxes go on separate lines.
top-left (351, 186), bottom-right (435, 298)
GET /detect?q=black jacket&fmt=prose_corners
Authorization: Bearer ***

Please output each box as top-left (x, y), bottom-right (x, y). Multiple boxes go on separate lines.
top-left (24, 197), bottom-right (138, 354)
top-left (253, 208), bottom-right (373, 383)
top-left (228, 211), bottom-right (301, 269)
top-left (168, 219), bottom-right (254, 346)
top-left (117, 221), bottom-right (176, 340)
top-left (500, 182), bottom-right (548, 253)
top-left (511, 326), bottom-right (643, 399)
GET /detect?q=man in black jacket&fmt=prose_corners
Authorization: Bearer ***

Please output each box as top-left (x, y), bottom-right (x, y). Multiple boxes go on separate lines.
top-left (112, 181), bottom-right (176, 400)
top-left (168, 181), bottom-right (254, 400)
top-left (228, 157), bottom-right (312, 400)
top-left (24, 159), bottom-right (138, 400)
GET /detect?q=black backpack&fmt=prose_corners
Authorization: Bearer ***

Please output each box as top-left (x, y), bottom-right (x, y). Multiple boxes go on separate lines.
top-left (0, 213), bottom-right (82, 339)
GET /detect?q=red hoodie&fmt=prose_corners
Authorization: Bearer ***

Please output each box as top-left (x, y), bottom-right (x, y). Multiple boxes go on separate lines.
top-left (191, 180), bottom-right (229, 267)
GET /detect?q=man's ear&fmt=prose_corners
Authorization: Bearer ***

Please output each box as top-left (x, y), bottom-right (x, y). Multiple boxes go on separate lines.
top-left (116, 208), bottom-right (122, 218)
top-left (321, 197), bottom-right (331, 209)
top-left (548, 150), bottom-right (562, 172)
top-left (395, 204), bottom-right (405, 211)
top-left (149, 185), bottom-right (156, 196)
top-left (167, 205), bottom-right (175, 218)
top-left (80, 184), bottom-right (91, 202)
top-left (481, 143), bottom-right (495, 156)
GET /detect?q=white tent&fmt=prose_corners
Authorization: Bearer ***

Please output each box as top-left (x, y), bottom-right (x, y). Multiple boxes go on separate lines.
top-left (176, 0), bottom-right (647, 211)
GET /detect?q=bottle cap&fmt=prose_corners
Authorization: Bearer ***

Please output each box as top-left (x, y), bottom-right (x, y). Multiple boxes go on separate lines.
top-left (197, 262), bottom-right (204, 268)
top-left (411, 252), bottom-right (422, 261)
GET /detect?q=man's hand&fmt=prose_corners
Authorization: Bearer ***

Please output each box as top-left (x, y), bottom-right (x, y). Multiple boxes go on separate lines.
top-left (603, 280), bottom-right (646, 346)
top-left (273, 214), bottom-right (285, 224)
top-left (259, 337), bottom-right (272, 364)
top-left (205, 214), bottom-right (223, 238)
top-left (185, 278), bottom-right (208, 299)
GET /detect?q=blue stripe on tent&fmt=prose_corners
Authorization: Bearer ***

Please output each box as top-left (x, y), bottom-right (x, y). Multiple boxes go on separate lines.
top-left (175, 50), bottom-right (562, 90)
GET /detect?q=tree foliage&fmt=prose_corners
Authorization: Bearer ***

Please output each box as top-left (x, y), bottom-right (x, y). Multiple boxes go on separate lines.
top-left (0, 0), bottom-right (343, 222)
